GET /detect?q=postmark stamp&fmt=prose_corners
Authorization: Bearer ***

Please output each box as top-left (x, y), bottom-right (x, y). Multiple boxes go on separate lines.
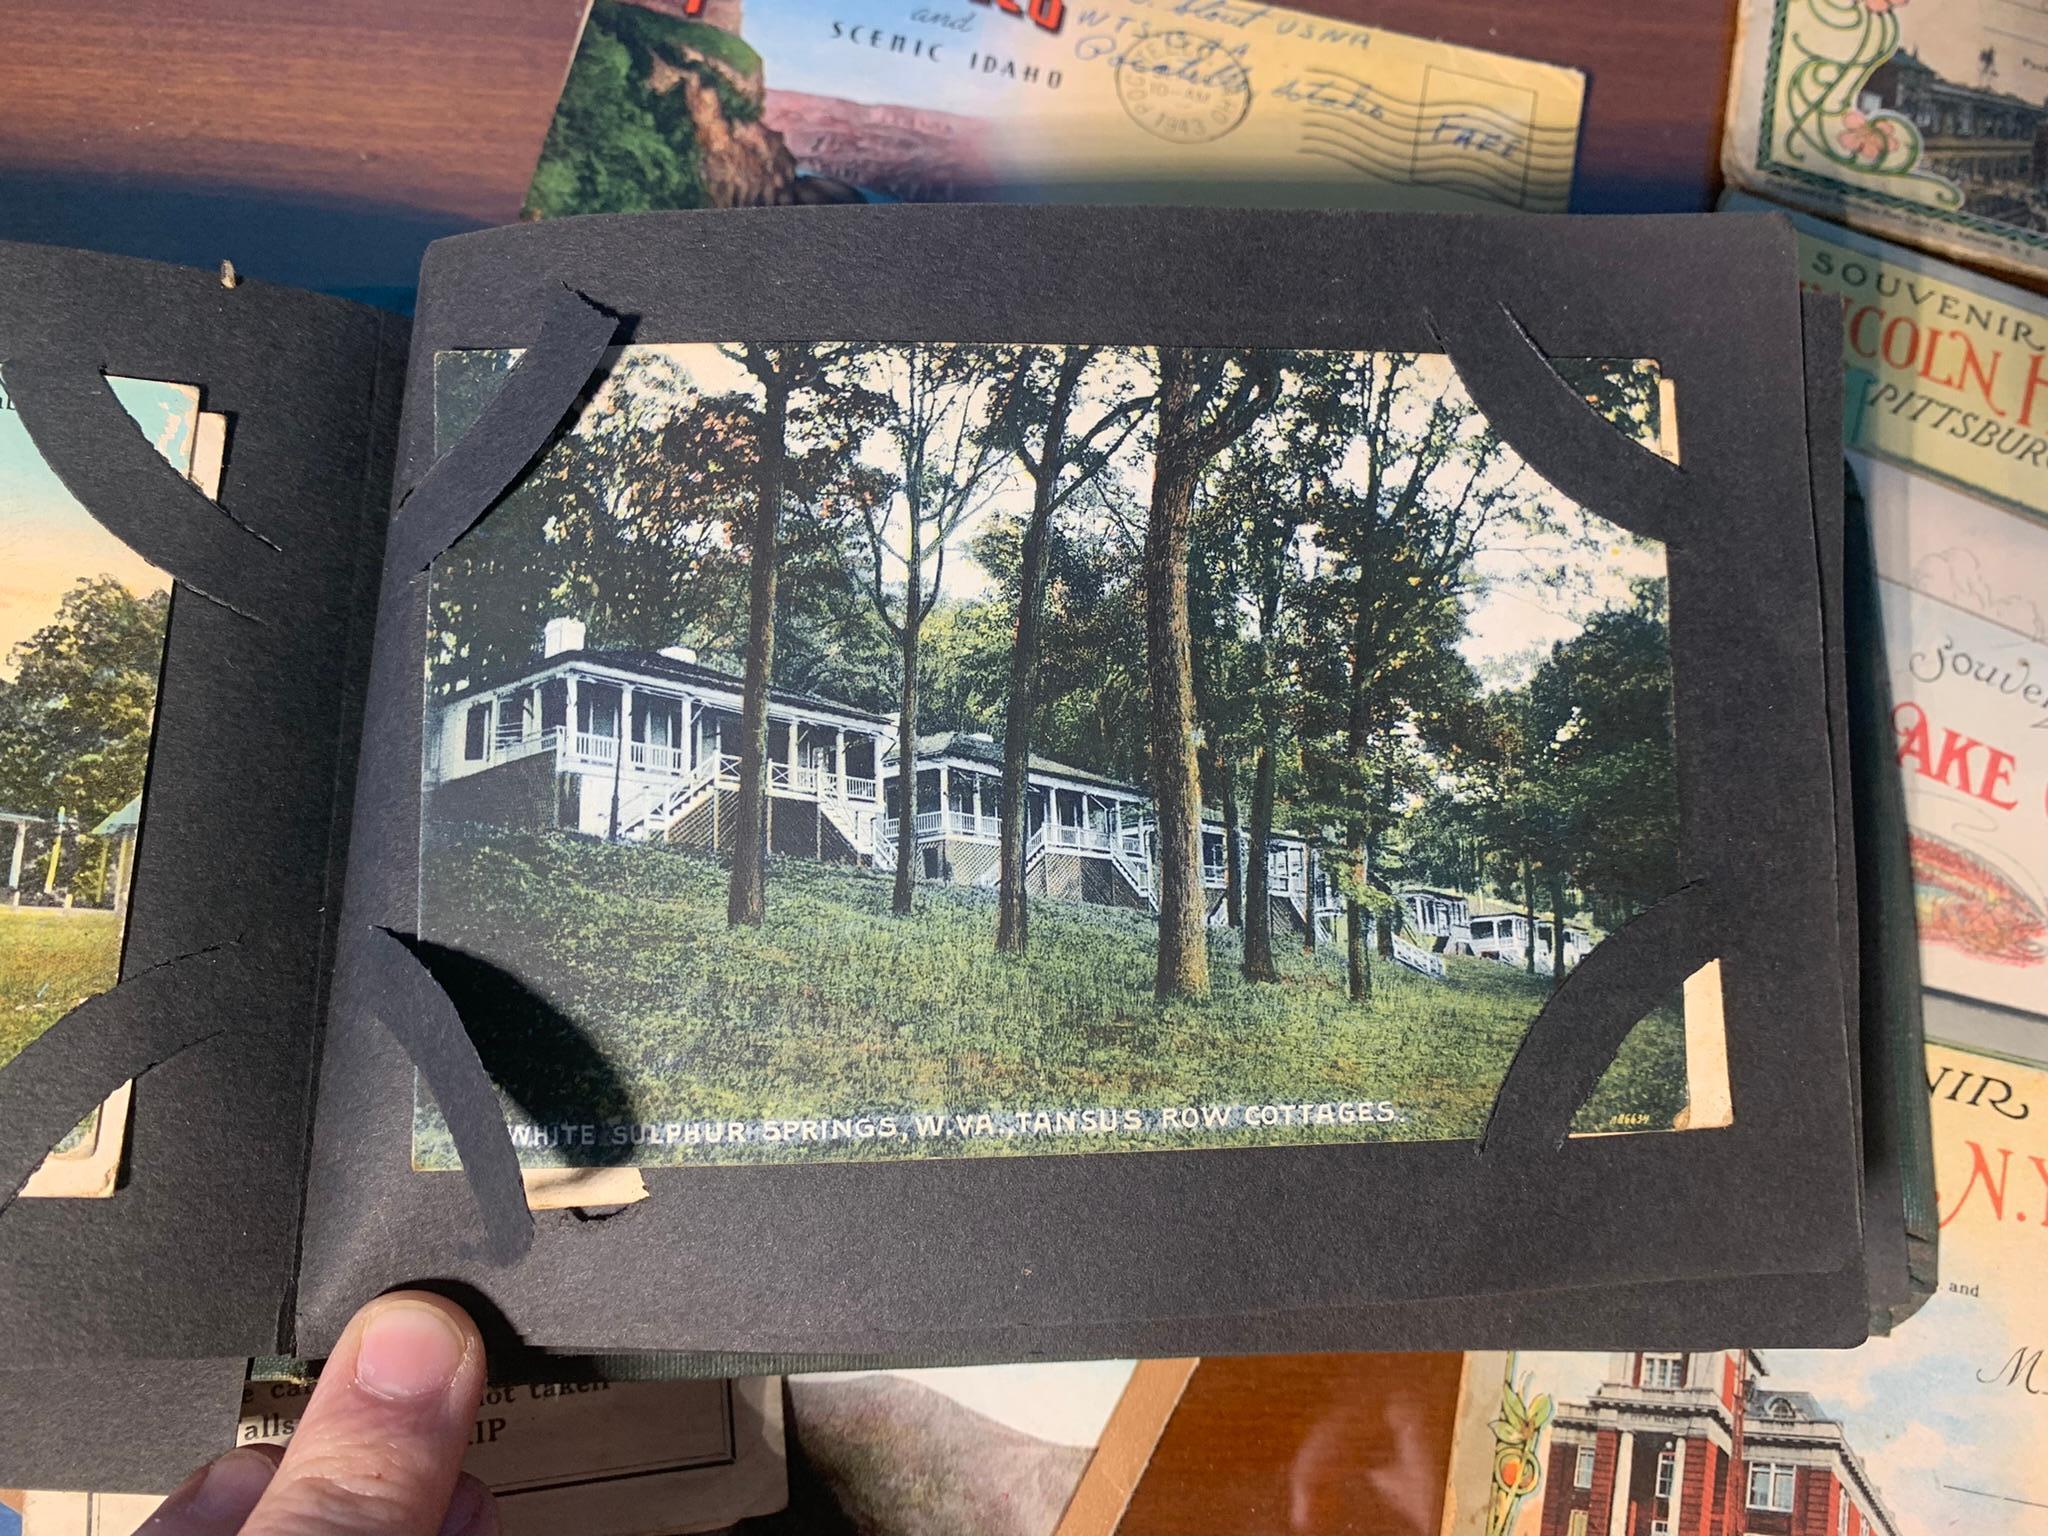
top-left (1114, 29), bottom-right (1253, 144)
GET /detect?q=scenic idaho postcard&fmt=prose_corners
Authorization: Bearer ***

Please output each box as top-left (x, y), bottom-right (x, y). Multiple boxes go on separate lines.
top-left (0, 378), bottom-right (218, 1197)
top-left (414, 340), bottom-right (1719, 1173)
top-left (524, 0), bottom-right (1585, 217)
top-left (1448, 1044), bottom-right (2047, 1536)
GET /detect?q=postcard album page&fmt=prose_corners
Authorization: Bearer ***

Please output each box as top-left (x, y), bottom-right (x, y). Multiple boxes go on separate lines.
top-left (1733, 197), bottom-right (2048, 1034)
top-left (298, 206), bottom-right (1864, 1362)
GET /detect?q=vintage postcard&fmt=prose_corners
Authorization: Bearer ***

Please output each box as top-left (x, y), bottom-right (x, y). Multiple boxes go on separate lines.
top-left (0, 378), bottom-right (217, 1198)
top-left (524, 0), bottom-right (1585, 217)
top-left (787, 1357), bottom-right (1194, 1536)
top-left (414, 340), bottom-right (1724, 1172)
top-left (1721, 197), bottom-right (2047, 1023)
top-left (1442, 1042), bottom-right (2048, 1536)
top-left (1723, 0), bottom-right (2048, 281)
top-left (1723, 194), bottom-right (2048, 527)
top-left (21, 1376), bottom-right (786, 1536)
top-left (1875, 528), bottom-right (2039, 1024)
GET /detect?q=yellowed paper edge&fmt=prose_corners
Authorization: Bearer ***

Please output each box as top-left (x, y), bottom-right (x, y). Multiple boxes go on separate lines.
top-left (1050, 1357), bottom-right (1198, 1536)
top-left (520, 1164), bottom-right (650, 1210)
top-left (1439, 1351), bottom-right (1511, 1536)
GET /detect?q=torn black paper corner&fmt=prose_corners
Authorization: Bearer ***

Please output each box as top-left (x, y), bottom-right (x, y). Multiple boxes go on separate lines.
top-left (1428, 300), bottom-right (1689, 547)
top-left (388, 282), bottom-right (619, 576)
top-left (359, 929), bottom-right (533, 1263)
top-left (0, 945), bottom-right (248, 1219)
top-left (1481, 883), bottom-right (1728, 1159)
top-left (0, 359), bottom-right (292, 622)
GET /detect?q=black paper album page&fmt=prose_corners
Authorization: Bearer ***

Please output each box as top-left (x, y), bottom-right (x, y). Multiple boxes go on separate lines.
top-left (291, 206), bottom-right (1883, 1361)
top-left (0, 238), bottom-right (406, 1389)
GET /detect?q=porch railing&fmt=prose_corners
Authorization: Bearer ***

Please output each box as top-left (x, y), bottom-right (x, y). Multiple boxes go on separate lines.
top-left (629, 741), bottom-right (688, 776)
top-left (915, 809), bottom-right (1000, 840)
top-left (1045, 823), bottom-right (1113, 853)
top-left (486, 725), bottom-right (561, 768)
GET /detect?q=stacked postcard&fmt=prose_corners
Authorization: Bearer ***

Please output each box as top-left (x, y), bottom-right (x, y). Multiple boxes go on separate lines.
top-left (1426, 15), bottom-right (2048, 1530)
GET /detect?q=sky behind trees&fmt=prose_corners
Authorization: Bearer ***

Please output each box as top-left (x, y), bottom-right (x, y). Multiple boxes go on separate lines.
top-left (448, 342), bottom-right (1663, 691)
top-left (0, 379), bottom-right (185, 678)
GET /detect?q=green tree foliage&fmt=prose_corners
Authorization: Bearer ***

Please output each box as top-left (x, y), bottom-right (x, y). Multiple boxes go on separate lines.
top-left (1, 576), bottom-right (168, 903)
top-left (1, 577), bottom-right (167, 829)
top-left (522, 3), bottom-right (764, 219)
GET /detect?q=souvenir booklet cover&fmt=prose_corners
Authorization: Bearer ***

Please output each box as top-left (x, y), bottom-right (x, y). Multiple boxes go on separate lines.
top-left (0, 208), bottom-right (1901, 1487)
top-left (524, 0), bottom-right (1586, 217)
top-left (1732, 196), bottom-right (2048, 1032)
top-left (1722, 0), bottom-right (2048, 282)
top-left (1441, 1043), bottom-right (2042, 1536)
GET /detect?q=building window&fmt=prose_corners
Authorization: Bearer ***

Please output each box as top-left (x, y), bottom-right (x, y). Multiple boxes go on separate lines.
top-left (1651, 1522), bottom-right (1672, 1536)
top-left (1748, 1462), bottom-right (1797, 1513)
top-left (464, 702), bottom-right (490, 761)
top-left (1640, 1353), bottom-right (1686, 1389)
top-left (1567, 1514), bottom-right (1589, 1536)
top-left (1656, 1450), bottom-right (1675, 1500)
top-left (1574, 1447), bottom-right (1596, 1490)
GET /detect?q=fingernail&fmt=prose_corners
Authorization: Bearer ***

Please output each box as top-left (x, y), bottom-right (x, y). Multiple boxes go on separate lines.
top-left (355, 1298), bottom-right (469, 1402)
top-left (438, 1475), bottom-right (500, 1536)
top-left (188, 1447), bottom-right (278, 1517)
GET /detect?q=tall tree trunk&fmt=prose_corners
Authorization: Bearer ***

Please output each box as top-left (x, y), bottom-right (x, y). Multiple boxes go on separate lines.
top-left (996, 350), bottom-right (1084, 955)
top-left (1302, 848), bottom-right (1318, 956)
top-left (1345, 872), bottom-right (1370, 1002)
top-left (1521, 855), bottom-right (1538, 975)
top-left (1145, 350), bottom-right (1210, 1002)
top-left (1549, 877), bottom-right (1568, 992)
top-left (1219, 755), bottom-right (1243, 929)
top-left (1374, 762), bottom-right (1395, 960)
top-left (727, 367), bottom-right (790, 929)
top-left (994, 492), bottom-right (1049, 949)
top-left (891, 535), bottom-right (924, 917)
top-left (1241, 741), bottom-right (1278, 982)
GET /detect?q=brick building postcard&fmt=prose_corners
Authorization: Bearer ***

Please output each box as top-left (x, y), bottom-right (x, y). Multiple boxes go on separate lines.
top-left (1443, 1042), bottom-right (2045, 1536)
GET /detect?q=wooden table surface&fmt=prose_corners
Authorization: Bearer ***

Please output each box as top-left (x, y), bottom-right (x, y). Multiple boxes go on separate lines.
top-left (0, 0), bottom-right (1727, 1525)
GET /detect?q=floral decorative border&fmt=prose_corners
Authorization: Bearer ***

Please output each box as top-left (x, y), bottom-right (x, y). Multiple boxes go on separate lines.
top-left (1487, 1352), bottom-right (1553, 1536)
top-left (1752, 0), bottom-right (2048, 256)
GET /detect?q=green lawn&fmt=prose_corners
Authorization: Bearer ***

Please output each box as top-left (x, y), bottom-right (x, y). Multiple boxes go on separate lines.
top-left (416, 827), bottom-right (1687, 1167)
top-left (0, 906), bottom-right (122, 1069)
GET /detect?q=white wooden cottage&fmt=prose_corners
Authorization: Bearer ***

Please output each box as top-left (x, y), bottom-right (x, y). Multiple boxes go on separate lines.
top-left (880, 732), bottom-right (1159, 905)
top-left (425, 621), bottom-right (1596, 983)
top-left (427, 618), bottom-right (895, 861)
top-left (1463, 901), bottom-right (1595, 975)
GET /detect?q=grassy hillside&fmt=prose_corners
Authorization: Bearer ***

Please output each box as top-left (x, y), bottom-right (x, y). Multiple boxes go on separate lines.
top-left (0, 906), bottom-right (121, 1067)
top-left (416, 827), bottom-right (1687, 1166)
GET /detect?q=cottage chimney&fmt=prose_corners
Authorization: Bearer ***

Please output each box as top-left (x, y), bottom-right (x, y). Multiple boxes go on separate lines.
top-left (659, 644), bottom-right (700, 664)
top-left (543, 617), bottom-right (587, 657)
